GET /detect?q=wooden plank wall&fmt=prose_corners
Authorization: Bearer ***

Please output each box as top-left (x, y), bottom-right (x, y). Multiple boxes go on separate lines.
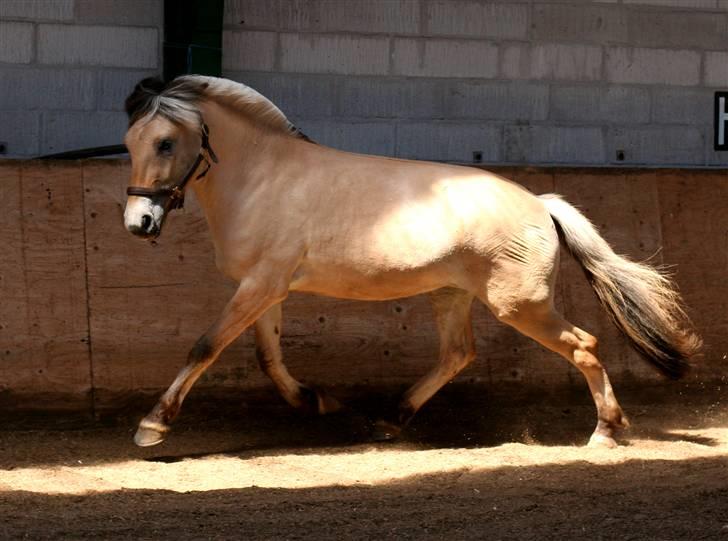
top-left (0, 160), bottom-right (726, 411)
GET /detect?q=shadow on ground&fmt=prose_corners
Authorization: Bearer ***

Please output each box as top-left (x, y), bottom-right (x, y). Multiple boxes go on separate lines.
top-left (0, 382), bottom-right (724, 468)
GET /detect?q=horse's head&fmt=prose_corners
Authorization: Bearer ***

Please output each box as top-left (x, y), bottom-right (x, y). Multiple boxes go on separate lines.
top-left (123, 77), bottom-right (215, 239)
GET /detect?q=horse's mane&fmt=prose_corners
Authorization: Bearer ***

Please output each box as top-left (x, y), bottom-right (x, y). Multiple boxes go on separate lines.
top-left (125, 75), bottom-right (311, 140)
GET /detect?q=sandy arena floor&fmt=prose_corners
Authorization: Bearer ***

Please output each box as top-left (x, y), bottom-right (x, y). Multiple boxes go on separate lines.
top-left (1, 384), bottom-right (726, 540)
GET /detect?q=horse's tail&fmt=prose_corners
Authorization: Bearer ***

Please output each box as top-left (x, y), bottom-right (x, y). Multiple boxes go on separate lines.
top-left (539, 193), bottom-right (701, 379)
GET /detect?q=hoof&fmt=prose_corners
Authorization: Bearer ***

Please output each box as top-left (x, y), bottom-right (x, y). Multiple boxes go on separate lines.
top-left (372, 419), bottom-right (402, 442)
top-left (134, 420), bottom-right (169, 447)
top-left (587, 433), bottom-right (618, 449)
top-left (299, 385), bottom-right (342, 415)
top-left (316, 390), bottom-right (342, 415)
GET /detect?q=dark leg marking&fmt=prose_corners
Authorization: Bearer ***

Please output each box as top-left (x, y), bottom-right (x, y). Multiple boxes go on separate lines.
top-left (298, 384), bottom-right (320, 414)
top-left (255, 345), bottom-right (268, 368)
top-left (190, 335), bottom-right (213, 361)
top-left (398, 402), bottom-right (416, 427)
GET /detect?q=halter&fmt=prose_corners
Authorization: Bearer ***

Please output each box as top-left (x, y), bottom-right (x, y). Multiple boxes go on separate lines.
top-left (126, 122), bottom-right (219, 211)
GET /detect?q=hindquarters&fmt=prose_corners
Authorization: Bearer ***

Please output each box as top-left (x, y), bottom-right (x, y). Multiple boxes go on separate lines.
top-left (474, 204), bottom-right (562, 322)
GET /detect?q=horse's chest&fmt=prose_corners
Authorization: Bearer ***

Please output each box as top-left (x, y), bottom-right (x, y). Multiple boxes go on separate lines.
top-left (209, 232), bottom-right (261, 281)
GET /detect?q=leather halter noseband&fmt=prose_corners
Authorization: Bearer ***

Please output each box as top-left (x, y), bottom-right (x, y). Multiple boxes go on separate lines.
top-left (126, 123), bottom-right (219, 211)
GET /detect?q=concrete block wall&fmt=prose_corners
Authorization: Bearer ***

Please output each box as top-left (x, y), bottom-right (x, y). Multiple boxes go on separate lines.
top-left (0, 0), bottom-right (162, 157)
top-left (222, 0), bottom-right (728, 166)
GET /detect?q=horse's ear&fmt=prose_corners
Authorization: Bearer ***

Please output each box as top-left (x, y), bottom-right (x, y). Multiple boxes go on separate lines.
top-left (125, 77), bottom-right (167, 122)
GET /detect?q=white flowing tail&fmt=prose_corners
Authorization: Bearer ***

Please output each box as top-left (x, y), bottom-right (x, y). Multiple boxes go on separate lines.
top-left (540, 194), bottom-right (701, 379)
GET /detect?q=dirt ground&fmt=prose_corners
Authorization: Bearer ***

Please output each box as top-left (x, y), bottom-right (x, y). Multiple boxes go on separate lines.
top-left (1, 383), bottom-right (727, 540)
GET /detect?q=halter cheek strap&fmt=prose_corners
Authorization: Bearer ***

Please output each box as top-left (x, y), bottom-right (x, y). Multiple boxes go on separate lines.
top-left (126, 122), bottom-right (219, 211)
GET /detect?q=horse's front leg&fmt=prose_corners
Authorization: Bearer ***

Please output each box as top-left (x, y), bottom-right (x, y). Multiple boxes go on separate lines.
top-left (134, 276), bottom-right (287, 447)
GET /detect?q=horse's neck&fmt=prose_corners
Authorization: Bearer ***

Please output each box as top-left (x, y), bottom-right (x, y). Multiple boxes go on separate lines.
top-left (188, 101), bottom-right (295, 244)
top-left (190, 102), bottom-right (266, 211)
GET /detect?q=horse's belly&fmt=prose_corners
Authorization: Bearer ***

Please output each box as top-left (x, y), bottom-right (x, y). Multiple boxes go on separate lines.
top-left (288, 262), bottom-right (456, 301)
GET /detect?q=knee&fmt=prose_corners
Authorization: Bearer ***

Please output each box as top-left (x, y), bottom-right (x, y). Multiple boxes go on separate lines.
top-left (577, 331), bottom-right (599, 355)
top-left (573, 332), bottom-right (601, 370)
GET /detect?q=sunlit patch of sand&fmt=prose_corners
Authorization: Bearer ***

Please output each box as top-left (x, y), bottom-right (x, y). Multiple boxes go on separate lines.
top-left (3, 427), bottom-right (727, 495)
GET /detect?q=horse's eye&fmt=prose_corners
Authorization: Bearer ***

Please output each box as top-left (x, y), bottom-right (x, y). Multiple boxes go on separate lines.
top-left (157, 139), bottom-right (174, 155)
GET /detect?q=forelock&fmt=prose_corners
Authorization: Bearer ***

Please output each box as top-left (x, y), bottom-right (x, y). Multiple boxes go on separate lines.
top-left (125, 77), bottom-right (204, 128)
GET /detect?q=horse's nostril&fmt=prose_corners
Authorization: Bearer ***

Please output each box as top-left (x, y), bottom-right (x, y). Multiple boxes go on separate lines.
top-left (141, 214), bottom-right (153, 231)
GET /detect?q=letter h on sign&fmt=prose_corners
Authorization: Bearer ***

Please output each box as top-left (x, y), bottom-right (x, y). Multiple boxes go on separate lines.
top-left (714, 92), bottom-right (728, 151)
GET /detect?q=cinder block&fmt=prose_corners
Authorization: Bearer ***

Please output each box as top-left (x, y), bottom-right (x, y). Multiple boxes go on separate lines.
top-left (623, 0), bottom-right (718, 7)
top-left (98, 70), bottom-right (159, 111)
top-left (38, 24), bottom-right (158, 68)
top-left (225, 0), bottom-right (420, 34)
top-left (652, 88), bottom-right (713, 125)
top-left (505, 126), bottom-right (606, 164)
top-left (224, 71), bottom-right (336, 118)
top-left (293, 119), bottom-right (395, 156)
top-left (0, 22), bottom-right (33, 64)
top-left (393, 38), bottom-right (498, 79)
top-left (42, 111), bottom-right (128, 154)
top-left (223, 30), bottom-right (277, 72)
top-left (425, 1), bottom-right (529, 39)
top-left (281, 33), bottom-right (389, 76)
top-left (396, 122), bottom-right (502, 162)
top-left (336, 77), bottom-right (445, 119)
top-left (532, 5), bottom-right (627, 44)
top-left (606, 47), bottom-right (700, 86)
top-left (0, 68), bottom-right (96, 110)
top-left (446, 81), bottom-right (549, 121)
top-left (0, 0), bottom-right (73, 20)
top-left (608, 126), bottom-right (705, 165)
top-left (75, 0), bottom-right (163, 26)
top-left (704, 51), bottom-right (728, 87)
top-left (0, 111), bottom-right (39, 156)
top-left (627, 9), bottom-right (726, 50)
top-left (283, 0), bottom-right (419, 34)
top-left (502, 43), bottom-right (602, 82)
top-left (550, 85), bottom-right (650, 124)
top-left (224, 0), bottom-right (279, 28)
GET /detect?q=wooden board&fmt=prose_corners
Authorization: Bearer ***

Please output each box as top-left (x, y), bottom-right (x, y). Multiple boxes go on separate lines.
top-left (0, 162), bottom-right (91, 409)
top-left (656, 171), bottom-right (728, 380)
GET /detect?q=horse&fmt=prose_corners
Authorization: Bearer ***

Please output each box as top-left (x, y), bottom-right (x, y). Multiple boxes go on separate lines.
top-left (122, 75), bottom-right (700, 449)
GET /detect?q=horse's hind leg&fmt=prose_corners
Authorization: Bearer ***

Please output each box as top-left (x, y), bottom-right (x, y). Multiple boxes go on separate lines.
top-left (374, 287), bottom-right (476, 440)
top-left (255, 302), bottom-right (340, 415)
top-left (495, 303), bottom-right (628, 448)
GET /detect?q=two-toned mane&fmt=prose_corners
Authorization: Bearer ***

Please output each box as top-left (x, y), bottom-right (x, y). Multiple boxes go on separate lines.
top-left (122, 75), bottom-right (700, 449)
top-left (125, 75), bottom-right (310, 140)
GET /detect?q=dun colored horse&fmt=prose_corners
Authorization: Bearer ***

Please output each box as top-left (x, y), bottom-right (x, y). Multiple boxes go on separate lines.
top-left (123, 76), bottom-right (700, 448)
